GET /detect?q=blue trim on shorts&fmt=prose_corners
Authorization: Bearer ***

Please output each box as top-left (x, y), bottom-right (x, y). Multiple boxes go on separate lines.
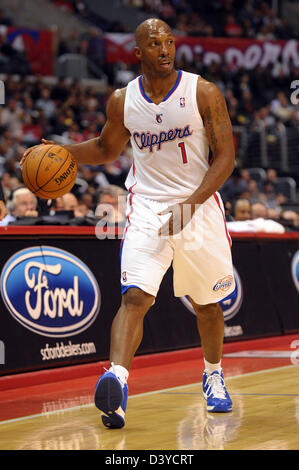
top-left (121, 284), bottom-right (143, 295)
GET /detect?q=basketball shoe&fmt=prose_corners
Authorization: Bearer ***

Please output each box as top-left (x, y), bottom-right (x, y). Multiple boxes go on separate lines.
top-left (94, 368), bottom-right (128, 429)
top-left (202, 370), bottom-right (232, 413)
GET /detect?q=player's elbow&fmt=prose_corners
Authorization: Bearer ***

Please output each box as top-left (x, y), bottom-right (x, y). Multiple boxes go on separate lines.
top-left (94, 138), bottom-right (116, 164)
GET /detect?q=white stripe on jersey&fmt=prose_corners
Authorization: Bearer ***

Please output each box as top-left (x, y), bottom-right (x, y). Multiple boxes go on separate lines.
top-left (124, 70), bottom-right (210, 203)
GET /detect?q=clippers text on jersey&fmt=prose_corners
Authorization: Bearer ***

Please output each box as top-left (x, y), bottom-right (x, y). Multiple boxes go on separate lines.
top-left (133, 125), bottom-right (193, 152)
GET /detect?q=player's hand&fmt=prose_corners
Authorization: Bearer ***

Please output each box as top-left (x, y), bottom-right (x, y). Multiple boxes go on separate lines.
top-left (158, 203), bottom-right (181, 236)
top-left (158, 203), bottom-right (188, 236)
top-left (158, 202), bottom-right (198, 236)
top-left (0, 200), bottom-right (8, 221)
top-left (20, 139), bottom-right (56, 168)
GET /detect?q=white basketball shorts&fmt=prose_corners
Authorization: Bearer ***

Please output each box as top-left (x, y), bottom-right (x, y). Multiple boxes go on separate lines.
top-left (120, 192), bottom-right (235, 305)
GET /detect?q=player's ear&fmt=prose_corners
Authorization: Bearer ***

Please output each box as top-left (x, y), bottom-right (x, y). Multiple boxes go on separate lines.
top-left (134, 46), bottom-right (142, 61)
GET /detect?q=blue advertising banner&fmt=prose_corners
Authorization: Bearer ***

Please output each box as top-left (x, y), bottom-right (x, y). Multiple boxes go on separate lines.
top-left (0, 228), bottom-right (298, 376)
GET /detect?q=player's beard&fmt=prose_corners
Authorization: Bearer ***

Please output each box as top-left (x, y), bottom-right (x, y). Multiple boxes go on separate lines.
top-left (142, 56), bottom-right (175, 79)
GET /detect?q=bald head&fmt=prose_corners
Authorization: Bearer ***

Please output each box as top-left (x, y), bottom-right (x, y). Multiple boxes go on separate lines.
top-left (135, 18), bottom-right (172, 48)
top-left (234, 199), bottom-right (251, 221)
top-left (134, 18), bottom-right (175, 77)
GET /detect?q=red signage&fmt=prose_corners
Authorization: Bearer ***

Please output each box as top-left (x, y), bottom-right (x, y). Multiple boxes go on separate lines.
top-left (1, 26), bottom-right (53, 76)
top-left (105, 33), bottom-right (299, 70)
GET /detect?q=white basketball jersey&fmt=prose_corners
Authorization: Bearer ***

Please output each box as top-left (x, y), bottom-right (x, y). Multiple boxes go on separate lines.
top-left (124, 70), bottom-right (210, 203)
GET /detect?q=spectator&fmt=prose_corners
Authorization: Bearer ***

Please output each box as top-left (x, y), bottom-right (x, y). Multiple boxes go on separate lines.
top-left (223, 199), bottom-right (233, 221)
top-left (78, 192), bottom-right (95, 216)
top-left (263, 181), bottom-right (286, 210)
top-left (266, 168), bottom-right (278, 185)
top-left (247, 179), bottom-right (266, 204)
top-left (60, 192), bottom-right (88, 217)
top-left (0, 187), bottom-right (38, 225)
top-left (61, 192), bottom-right (78, 212)
top-left (36, 88), bottom-right (56, 120)
top-left (233, 198), bottom-right (252, 221)
top-left (267, 207), bottom-right (281, 220)
top-left (280, 210), bottom-right (299, 231)
top-left (0, 99), bottom-right (23, 138)
top-left (220, 168), bottom-right (249, 203)
top-left (76, 201), bottom-right (90, 217)
top-left (227, 200), bottom-right (285, 233)
top-left (224, 14), bottom-right (243, 37)
top-left (251, 202), bottom-right (268, 219)
top-left (86, 28), bottom-right (106, 72)
top-left (95, 185), bottom-right (127, 226)
top-left (270, 91), bottom-right (297, 125)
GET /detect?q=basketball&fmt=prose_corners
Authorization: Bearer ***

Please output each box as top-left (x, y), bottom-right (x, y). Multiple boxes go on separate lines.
top-left (22, 144), bottom-right (77, 199)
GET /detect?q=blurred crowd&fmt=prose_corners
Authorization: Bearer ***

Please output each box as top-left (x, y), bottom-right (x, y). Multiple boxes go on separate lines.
top-left (53, 0), bottom-right (297, 39)
top-left (125, 0), bottom-right (296, 39)
top-left (0, 75), bottom-right (132, 227)
top-left (0, 73), bottom-right (298, 230)
top-left (0, 0), bottom-right (298, 230)
top-left (221, 167), bottom-right (299, 232)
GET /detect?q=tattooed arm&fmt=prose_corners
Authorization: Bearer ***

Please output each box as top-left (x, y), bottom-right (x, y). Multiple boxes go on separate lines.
top-left (158, 79), bottom-right (235, 236)
top-left (185, 78), bottom-right (235, 208)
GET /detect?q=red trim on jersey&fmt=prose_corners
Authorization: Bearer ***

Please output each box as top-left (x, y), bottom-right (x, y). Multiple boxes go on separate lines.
top-left (213, 193), bottom-right (232, 248)
top-left (120, 163), bottom-right (136, 250)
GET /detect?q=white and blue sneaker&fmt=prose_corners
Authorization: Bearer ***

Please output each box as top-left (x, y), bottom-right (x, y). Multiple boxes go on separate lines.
top-left (94, 368), bottom-right (128, 429)
top-left (203, 370), bottom-right (232, 413)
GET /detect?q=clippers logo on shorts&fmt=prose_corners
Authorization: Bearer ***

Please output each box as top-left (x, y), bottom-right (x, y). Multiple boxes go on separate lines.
top-left (213, 275), bottom-right (233, 292)
top-left (0, 246), bottom-right (100, 337)
top-left (291, 250), bottom-right (299, 293)
top-left (180, 267), bottom-right (243, 321)
top-left (219, 269), bottom-right (243, 321)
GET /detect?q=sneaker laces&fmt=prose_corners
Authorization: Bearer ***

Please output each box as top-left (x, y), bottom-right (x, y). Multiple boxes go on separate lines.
top-left (206, 373), bottom-right (226, 399)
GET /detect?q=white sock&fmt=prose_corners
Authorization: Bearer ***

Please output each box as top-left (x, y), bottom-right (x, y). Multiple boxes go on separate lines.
top-left (109, 363), bottom-right (129, 386)
top-left (204, 359), bottom-right (222, 374)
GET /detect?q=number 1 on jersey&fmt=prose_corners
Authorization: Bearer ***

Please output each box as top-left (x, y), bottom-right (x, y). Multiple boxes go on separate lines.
top-left (178, 142), bottom-right (188, 164)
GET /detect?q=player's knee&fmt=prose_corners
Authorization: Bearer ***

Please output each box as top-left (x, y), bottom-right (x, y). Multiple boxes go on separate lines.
top-left (193, 302), bottom-right (222, 320)
top-left (122, 288), bottom-right (153, 315)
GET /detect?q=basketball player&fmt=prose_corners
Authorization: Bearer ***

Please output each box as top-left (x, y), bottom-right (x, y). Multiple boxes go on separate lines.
top-left (23, 19), bottom-right (236, 428)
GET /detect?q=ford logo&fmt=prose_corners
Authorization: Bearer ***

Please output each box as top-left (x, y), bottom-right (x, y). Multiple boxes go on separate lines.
top-left (291, 250), bottom-right (299, 293)
top-left (0, 246), bottom-right (100, 337)
top-left (180, 267), bottom-right (243, 321)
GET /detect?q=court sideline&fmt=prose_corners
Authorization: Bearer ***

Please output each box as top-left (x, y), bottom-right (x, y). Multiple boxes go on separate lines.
top-left (0, 334), bottom-right (298, 450)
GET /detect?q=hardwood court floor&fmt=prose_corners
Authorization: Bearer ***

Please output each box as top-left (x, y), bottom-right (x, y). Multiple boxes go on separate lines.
top-left (0, 334), bottom-right (298, 451)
